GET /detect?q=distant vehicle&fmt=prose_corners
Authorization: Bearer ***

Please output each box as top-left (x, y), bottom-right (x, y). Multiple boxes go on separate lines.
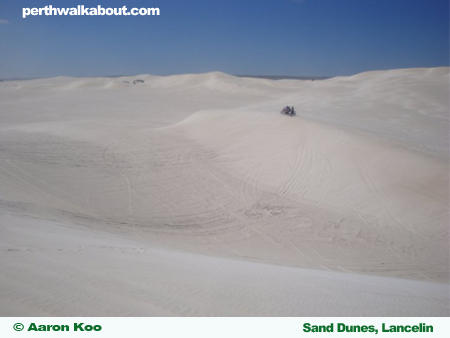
top-left (280, 106), bottom-right (296, 116)
top-left (123, 79), bottom-right (145, 85)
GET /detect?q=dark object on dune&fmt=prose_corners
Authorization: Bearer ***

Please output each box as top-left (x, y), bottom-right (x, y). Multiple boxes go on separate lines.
top-left (123, 79), bottom-right (145, 85)
top-left (280, 106), bottom-right (296, 116)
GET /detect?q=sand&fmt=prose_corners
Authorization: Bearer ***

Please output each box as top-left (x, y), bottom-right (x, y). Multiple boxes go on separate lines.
top-left (0, 68), bottom-right (448, 316)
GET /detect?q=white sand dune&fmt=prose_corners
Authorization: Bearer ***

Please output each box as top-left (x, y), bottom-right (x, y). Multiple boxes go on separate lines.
top-left (0, 68), bottom-right (448, 316)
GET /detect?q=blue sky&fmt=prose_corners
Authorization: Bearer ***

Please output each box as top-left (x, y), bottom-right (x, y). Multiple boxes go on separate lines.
top-left (0, 0), bottom-right (448, 78)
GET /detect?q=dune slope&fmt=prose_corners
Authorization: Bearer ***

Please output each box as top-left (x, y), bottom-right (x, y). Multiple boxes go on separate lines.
top-left (0, 68), bottom-right (448, 316)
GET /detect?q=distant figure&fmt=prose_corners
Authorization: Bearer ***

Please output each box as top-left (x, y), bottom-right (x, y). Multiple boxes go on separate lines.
top-left (280, 106), bottom-right (295, 116)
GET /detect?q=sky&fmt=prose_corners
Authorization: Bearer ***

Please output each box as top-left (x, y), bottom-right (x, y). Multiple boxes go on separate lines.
top-left (0, 0), bottom-right (448, 78)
